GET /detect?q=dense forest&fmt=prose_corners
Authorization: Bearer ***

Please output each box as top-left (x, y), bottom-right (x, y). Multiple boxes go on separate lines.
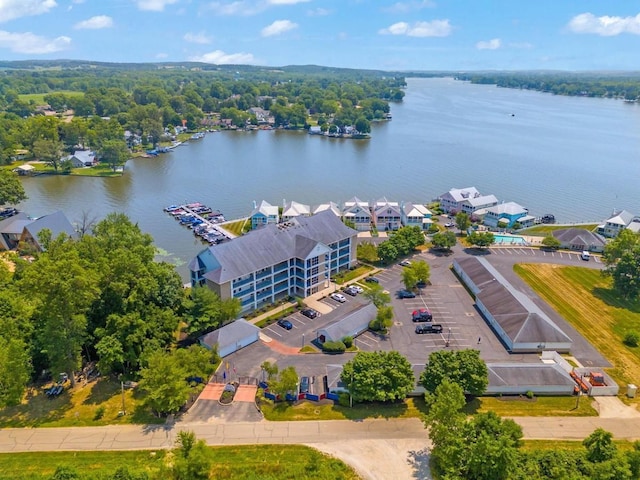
top-left (0, 61), bottom-right (406, 168)
top-left (453, 71), bottom-right (640, 100)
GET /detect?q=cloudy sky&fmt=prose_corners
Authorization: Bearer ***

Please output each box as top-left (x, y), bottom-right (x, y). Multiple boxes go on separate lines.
top-left (1, 0), bottom-right (639, 70)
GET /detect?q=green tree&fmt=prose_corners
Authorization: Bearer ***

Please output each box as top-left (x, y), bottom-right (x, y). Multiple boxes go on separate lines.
top-left (468, 231), bottom-right (495, 248)
top-left (49, 466), bottom-right (81, 480)
top-left (401, 266), bottom-right (418, 291)
top-left (140, 350), bottom-right (191, 415)
top-left (356, 242), bottom-right (378, 263)
top-left (431, 231), bottom-right (457, 250)
top-left (369, 305), bottom-right (393, 332)
top-left (185, 286), bottom-right (240, 338)
top-left (408, 259), bottom-right (430, 285)
top-left (363, 283), bottom-right (391, 308)
top-left (354, 117), bottom-right (371, 134)
top-left (270, 365), bottom-right (299, 399)
top-left (172, 431), bottom-right (213, 480)
top-left (377, 240), bottom-right (398, 264)
top-left (541, 235), bottom-right (561, 250)
top-left (420, 349), bottom-right (488, 396)
top-left (260, 360), bottom-right (278, 381)
top-left (33, 138), bottom-right (64, 172)
top-left (610, 247), bottom-right (640, 299)
top-left (341, 351), bottom-right (414, 403)
top-left (455, 211), bottom-right (471, 233)
top-left (0, 337), bottom-right (31, 407)
top-left (583, 428), bottom-right (617, 463)
top-left (603, 229), bottom-right (640, 267)
top-left (98, 139), bottom-right (130, 172)
top-left (0, 170), bottom-right (27, 206)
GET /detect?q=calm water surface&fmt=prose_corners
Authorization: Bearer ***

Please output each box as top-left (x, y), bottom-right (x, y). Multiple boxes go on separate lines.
top-left (20, 77), bottom-right (640, 279)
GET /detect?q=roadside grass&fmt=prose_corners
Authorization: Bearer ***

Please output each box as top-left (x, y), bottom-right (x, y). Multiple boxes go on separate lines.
top-left (19, 91), bottom-right (84, 104)
top-left (222, 217), bottom-right (250, 236)
top-left (260, 396), bottom-right (428, 421)
top-left (463, 395), bottom-right (598, 417)
top-left (515, 264), bottom-right (640, 396)
top-left (521, 439), bottom-right (636, 451)
top-left (520, 224), bottom-right (598, 235)
top-left (0, 445), bottom-right (359, 480)
top-left (332, 265), bottom-right (374, 285)
top-left (0, 378), bottom-right (163, 428)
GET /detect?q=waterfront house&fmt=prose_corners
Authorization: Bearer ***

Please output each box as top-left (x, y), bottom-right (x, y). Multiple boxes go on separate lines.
top-left (401, 202), bottom-right (433, 230)
top-left (372, 197), bottom-right (402, 231)
top-left (0, 211), bottom-right (76, 251)
top-left (342, 197), bottom-right (372, 231)
top-left (552, 228), bottom-right (606, 253)
top-left (597, 209), bottom-right (637, 238)
top-left (312, 202), bottom-right (341, 217)
top-left (483, 202), bottom-right (535, 229)
top-left (14, 164), bottom-right (35, 176)
top-left (63, 150), bottom-right (97, 168)
top-left (438, 187), bottom-right (498, 215)
top-left (281, 200), bottom-right (311, 222)
top-left (0, 212), bottom-right (31, 250)
top-left (189, 210), bottom-right (357, 314)
top-left (250, 200), bottom-right (279, 229)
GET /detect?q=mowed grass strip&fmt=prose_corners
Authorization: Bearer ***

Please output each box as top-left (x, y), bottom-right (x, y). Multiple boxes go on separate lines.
top-left (514, 264), bottom-right (640, 389)
top-left (520, 224), bottom-right (598, 236)
top-left (464, 395), bottom-right (597, 417)
top-left (0, 445), bottom-right (360, 480)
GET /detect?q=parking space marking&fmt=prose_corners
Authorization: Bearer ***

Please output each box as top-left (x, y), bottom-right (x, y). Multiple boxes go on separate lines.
top-left (268, 328), bottom-right (283, 337)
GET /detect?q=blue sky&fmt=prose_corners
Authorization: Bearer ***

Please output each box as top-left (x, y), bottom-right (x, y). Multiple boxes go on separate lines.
top-left (1, 0), bottom-right (639, 70)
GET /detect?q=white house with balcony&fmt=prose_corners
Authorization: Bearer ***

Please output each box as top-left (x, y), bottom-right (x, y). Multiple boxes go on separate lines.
top-left (401, 202), bottom-right (433, 230)
top-left (597, 210), bottom-right (638, 238)
top-left (483, 202), bottom-right (536, 229)
top-left (250, 200), bottom-right (279, 229)
top-left (342, 197), bottom-right (371, 231)
top-left (438, 187), bottom-right (498, 215)
top-left (281, 200), bottom-right (311, 222)
top-left (312, 202), bottom-right (341, 217)
top-left (372, 197), bottom-right (402, 231)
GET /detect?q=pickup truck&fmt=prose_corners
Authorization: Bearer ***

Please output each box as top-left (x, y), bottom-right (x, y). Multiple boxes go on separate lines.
top-left (415, 324), bottom-right (443, 334)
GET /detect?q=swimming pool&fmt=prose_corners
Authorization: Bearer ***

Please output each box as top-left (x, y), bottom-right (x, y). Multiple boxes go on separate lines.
top-left (493, 234), bottom-right (526, 245)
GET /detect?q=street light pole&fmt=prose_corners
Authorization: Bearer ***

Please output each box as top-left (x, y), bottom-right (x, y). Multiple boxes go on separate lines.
top-left (121, 379), bottom-right (126, 415)
top-left (446, 327), bottom-right (451, 347)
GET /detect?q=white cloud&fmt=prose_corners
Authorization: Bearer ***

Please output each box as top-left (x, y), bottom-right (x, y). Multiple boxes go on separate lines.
top-left (206, 1), bottom-right (259, 16)
top-left (184, 32), bottom-right (212, 44)
top-left (156, 52), bottom-right (168, 58)
top-left (0, 0), bottom-right (57, 23)
top-left (378, 19), bottom-right (451, 37)
top-left (0, 30), bottom-right (70, 54)
top-left (568, 12), bottom-right (640, 36)
top-left (135, 0), bottom-right (178, 12)
top-left (476, 38), bottom-right (501, 50)
top-left (261, 19), bottom-right (298, 37)
top-left (74, 15), bottom-right (113, 30)
top-left (190, 49), bottom-right (256, 64)
top-left (383, 1), bottom-right (435, 14)
top-left (307, 7), bottom-right (330, 16)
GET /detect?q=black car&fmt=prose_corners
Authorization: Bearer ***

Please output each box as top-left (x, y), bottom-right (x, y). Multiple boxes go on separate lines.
top-left (411, 309), bottom-right (432, 322)
top-left (416, 324), bottom-right (443, 334)
top-left (301, 308), bottom-right (319, 319)
top-left (277, 319), bottom-right (293, 330)
top-left (365, 277), bottom-right (379, 283)
top-left (397, 289), bottom-right (416, 299)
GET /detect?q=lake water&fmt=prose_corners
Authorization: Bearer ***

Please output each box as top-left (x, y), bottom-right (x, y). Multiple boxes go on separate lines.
top-left (19, 77), bottom-right (640, 279)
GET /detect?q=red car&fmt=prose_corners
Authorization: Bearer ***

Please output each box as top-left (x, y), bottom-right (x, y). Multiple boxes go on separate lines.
top-left (412, 309), bottom-right (432, 322)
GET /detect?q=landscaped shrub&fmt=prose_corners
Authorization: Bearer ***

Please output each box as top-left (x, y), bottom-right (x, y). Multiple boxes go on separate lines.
top-left (526, 390), bottom-right (535, 399)
top-left (93, 405), bottom-right (106, 420)
top-left (322, 341), bottom-right (346, 353)
top-left (342, 336), bottom-right (353, 348)
top-left (624, 331), bottom-right (640, 347)
top-left (337, 392), bottom-right (351, 407)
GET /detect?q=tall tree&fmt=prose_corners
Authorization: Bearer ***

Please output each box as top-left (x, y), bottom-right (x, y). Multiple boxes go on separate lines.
top-left (431, 231), bottom-right (457, 251)
top-left (33, 138), bottom-right (64, 172)
top-left (341, 350), bottom-right (414, 403)
top-left (0, 170), bottom-right (27, 206)
top-left (98, 139), bottom-right (130, 172)
top-left (468, 231), bottom-right (495, 248)
top-left (363, 283), bottom-right (391, 308)
top-left (139, 350), bottom-right (191, 415)
top-left (0, 337), bottom-right (31, 407)
top-left (420, 349), bottom-right (488, 396)
top-left (455, 211), bottom-right (471, 233)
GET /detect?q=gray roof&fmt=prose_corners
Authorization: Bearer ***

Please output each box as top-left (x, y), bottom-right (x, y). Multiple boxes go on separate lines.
top-left (318, 303), bottom-right (377, 342)
top-left (199, 318), bottom-right (260, 351)
top-left (23, 211), bottom-right (76, 249)
top-left (607, 209), bottom-right (635, 226)
top-left (553, 228), bottom-right (606, 247)
top-left (487, 362), bottom-right (575, 388)
top-left (0, 212), bottom-right (31, 235)
top-left (199, 210), bottom-right (356, 283)
top-left (454, 257), bottom-right (496, 290)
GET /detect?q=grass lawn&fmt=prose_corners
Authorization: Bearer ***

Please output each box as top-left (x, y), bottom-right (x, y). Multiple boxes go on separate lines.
top-left (515, 264), bottom-right (640, 395)
top-left (520, 224), bottom-right (598, 236)
top-left (69, 163), bottom-right (123, 177)
top-left (221, 217), bottom-right (251, 236)
top-left (19, 91), bottom-right (84, 104)
top-left (254, 305), bottom-right (297, 328)
top-left (464, 395), bottom-right (597, 417)
top-left (260, 396), bottom-right (428, 421)
top-left (0, 378), bottom-right (163, 428)
top-left (332, 265), bottom-right (374, 285)
top-left (0, 445), bottom-right (359, 480)
top-left (521, 439), bottom-right (636, 451)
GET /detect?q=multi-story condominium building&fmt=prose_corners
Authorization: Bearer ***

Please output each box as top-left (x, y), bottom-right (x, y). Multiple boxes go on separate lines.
top-left (483, 202), bottom-right (535, 229)
top-left (250, 200), bottom-right (279, 229)
top-left (438, 187), bottom-right (498, 215)
top-left (401, 202), bottom-right (433, 230)
top-left (342, 196), bottom-right (372, 231)
top-left (189, 210), bottom-right (357, 314)
top-left (372, 197), bottom-right (402, 231)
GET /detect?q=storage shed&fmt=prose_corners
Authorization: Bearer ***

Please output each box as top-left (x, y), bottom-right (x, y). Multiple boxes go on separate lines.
top-left (486, 362), bottom-right (576, 395)
top-left (317, 303), bottom-right (377, 344)
top-left (199, 318), bottom-right (260, 357)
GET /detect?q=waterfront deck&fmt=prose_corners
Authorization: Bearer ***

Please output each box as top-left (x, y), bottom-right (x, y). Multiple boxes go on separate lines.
top-left (164, 203), bottom-right (235, 244)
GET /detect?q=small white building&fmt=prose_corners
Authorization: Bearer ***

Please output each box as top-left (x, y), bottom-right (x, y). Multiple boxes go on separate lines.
top-left (317, 303), bottom-right (376, 344)
top-left (199, 319), bottom-right (260, 357)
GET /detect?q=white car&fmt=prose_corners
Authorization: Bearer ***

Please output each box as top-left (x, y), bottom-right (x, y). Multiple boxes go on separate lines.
top-left (399, 260), bottom-right (412, 267)
top-left (330, 293), bottom-right (346, 303)
top-left (351, 285), bottom-right (364, 293)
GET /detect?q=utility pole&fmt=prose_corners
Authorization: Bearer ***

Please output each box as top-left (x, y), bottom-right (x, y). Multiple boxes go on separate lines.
top-left (121, 378), bottom-right (126, 415)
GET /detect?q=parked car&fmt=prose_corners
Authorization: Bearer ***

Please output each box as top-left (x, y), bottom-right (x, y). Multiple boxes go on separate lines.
top-left (277, 319), bottom-right (293, 330)
top-left (445, 222), bottom-right (455, 228)
top-left (397, 289), bottom-right (416, 299)
top-left (299, 376), bottom-right (310, 394)
top-left (416, 281), bottom-right (427, 288)
top-left (301, 308), bottom-right (319, 319)
top-left (365, 276), bottom-right (379, 283)
top-left (351, 285), bottom-right (364, 293)
top-left (416, 324), bottom-right (443, 334)
top-left (399, 260), bottom-right (412, 267)
top-left (330, 293), bottom-right (346, 303)
top-left (343, 286), bottom-right (358, 296)
top-left (412, 309), bottom-right (432, 322)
